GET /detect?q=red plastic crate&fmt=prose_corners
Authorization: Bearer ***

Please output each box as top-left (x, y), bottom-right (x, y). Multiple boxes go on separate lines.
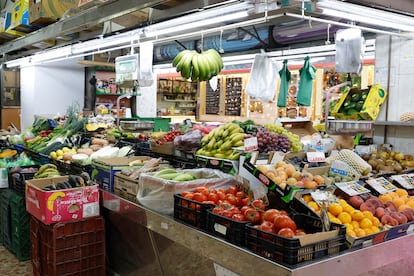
top-left (30, 215), bottom-right (105, 276)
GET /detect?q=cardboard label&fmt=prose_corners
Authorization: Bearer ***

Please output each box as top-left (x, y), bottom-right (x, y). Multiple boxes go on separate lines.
top-left (244, 137), bottom-right (258, 152)
top-left (270, 151), bottom-right (285, 165)
top-left (390, 174), bottom-right (414, 189)
top-left (335, 181), bottom-right (370, 196)
top-left (214, 263), bottom-right (239, 276)
top-left (214, 223), bottom-right (227, 235)
top-left (330, 160), bottom-right (350, 176)
top-left (307, 151), bottom-right (326, 163)
top-left (365, 177), bottom-right (397, 194)
top-left (310, 190), bottom-right (338, 206)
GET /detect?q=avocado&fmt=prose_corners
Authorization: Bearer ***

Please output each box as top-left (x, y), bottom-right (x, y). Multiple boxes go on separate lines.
top-left (355, 100), bottom-right (365, 111)
top-left (351, 93), bottom-right (361, 102)
top-left (344, 102), bottom-right (357, 111)
top-left (347, 108), bottom-right (358, 115)
top-left (361, 92), bottom-right (369, 100)
top-left (343, 99), bottom-right (352, 108)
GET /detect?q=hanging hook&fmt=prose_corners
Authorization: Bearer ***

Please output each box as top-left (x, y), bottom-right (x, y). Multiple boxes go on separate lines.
top-left (201, 32), bottom-right (204, 52)
top-left (325, 24), bottom-right (331, 45)
top-left (308, 16), bottom-right (313, 29)
top-left (219, 29), bottom-right (224, 53)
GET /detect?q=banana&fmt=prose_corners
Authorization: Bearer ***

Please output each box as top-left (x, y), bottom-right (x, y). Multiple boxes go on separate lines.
top-left (175, 50), bottom-right (192, 73)
top-left (197, 52), bottom-right (209, 81)
top-left (191, 53), bottom-right (200, 81)
top-left (37, 164), bottom-right (58, 175)
top-left (180, 50), bottom-right (196, 79)
top-left (206, 49), bottom-right (224, 71)
top-left (172, 50), bottom-right (189, 67)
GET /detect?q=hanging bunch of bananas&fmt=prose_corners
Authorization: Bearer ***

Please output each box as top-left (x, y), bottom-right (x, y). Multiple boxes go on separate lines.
top-left (172, 49), bottom-right (224, 81)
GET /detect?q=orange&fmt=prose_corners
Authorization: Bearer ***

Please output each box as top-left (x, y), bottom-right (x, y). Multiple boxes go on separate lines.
top-left (371, 217), bottom-right (381, 227)
top-left (330, 217), bottom-right (342, 224)
top-left (398, 204), bottom-right (411, 212)
top-left (364, 228), bottom-right (374, 235)
top-left (362, 210), bottom-right (374, 219)
top-left (379, 194), bottom-right (392, 203)
top-left (400, 195), bottom-right (409, 203)
top-left (393, 197), bottom-right (405, 208)
top-left (343, 204), bottom-right (355, 214)
top-left (346, 228), bottom-right (356, 237)
top-left (371, 226), bottom-right (380, 233)
top-left (354, 228), bottom-right (366, 237)
top-left (328, 203), bottom-right (343, 216)
top-left (407, 201), bottom-right (414, 209)
top-left (351, 210), bottom-right (365, 221)
top-left (395, 188), bottom-right (408, 197)
top-left (344, 223), bottom-right (354, 230)
top-left (359, 218), bottom-right (373, 229)
top-left (303, 194), bottom-right (312, 203)
top-left (308, 201), bottom-right (320, 211)
top-left (351, 221), bottom-right (360, 230)
top-left (338, 212), bottom-right (352, 224)
top-left (387, 191), bottom-right (398, 199)
top-left (338, 199), bottom-right (348, 207)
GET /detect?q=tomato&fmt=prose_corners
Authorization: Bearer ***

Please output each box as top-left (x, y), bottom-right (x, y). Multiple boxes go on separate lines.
top-left (222, 209), bottom-right (234, 218)
top-left (229, 206), bottom-right (241, 215)
top-left (260, 221), bottom-right (276, 233)
top-left (241, 197), bottom-right (250, 206)
top-left (226, 194), bottom-right (237, 206)
top-left (208, 193), bottom-right (219, 204)
top-left (218, 188), bottom-right (227, 194)
top-left (241, 206), bottom-right (252, 216)
top-left (245, 209), bottom-right (261, 224)
top-left (236, 191), bottom-right (246, 199)
top-left (263, 209), bottom-right (280, 222)
top-left (295, 229), bottom-right (307, 236)
top-left (273, 215), bottom-right (297, 232)
top-left (231, 213), bottom-right (246, 222)
top-left (181, 191), bottom-right (192, 197)
top-left (212, 206), bottom-right (224, 215)
top-left (216, 191), bottom-right (226, 201)
top-left (192, 192), bottom-right (207, 203)
top-left (183, 192), bottom-right (194, 200)
top-left (209, 189), bottom-right (217, 194)
top-left (252, 199), bottom-right (266, 211)
top-left (227, 186), bottom-right (238, 196)
top-left (195, 186), bottom-right (209, 196)
top-left (278, 227), bottom-right (295, 238)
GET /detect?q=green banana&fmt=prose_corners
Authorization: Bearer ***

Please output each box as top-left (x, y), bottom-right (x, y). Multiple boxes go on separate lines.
top-left (180, 50), bottom-right (196, 79)
top-left (154, 169), bottom-right (178, 177)
top-left (197, 52), bottom-right (209, 81)
top-left (37, 164), bottom-right (58, 175)
top-left (176, 51), bottom-right (192, 73)
top-left (172, 50), bottom-right (189, 67)
top-left (157, 173), bottom-right (180, 180)
top-left (191, 53), bottom-right (200, 81)
top-left (205, 49), bottom-right (224, 71)
top-left (172, 173), bottom-right (196, 182)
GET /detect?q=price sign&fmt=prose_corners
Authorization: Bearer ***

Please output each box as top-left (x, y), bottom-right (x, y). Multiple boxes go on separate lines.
top-left (335, 181), bottom-right (371, 196)
top-left (390, 174), bottom-right (414, 189)
top-left (270, 151), bottom-right (285, 165)
top-left (307, 151), bottom-right (326, 163)
top-left (365, 177), bottom-right (397, 194)
top-left (330, 160), bottom-right (350, 176)
top-left (244, 137), bottom-right (258, 152)
top-left (310, 190), bottom-right (338, 206)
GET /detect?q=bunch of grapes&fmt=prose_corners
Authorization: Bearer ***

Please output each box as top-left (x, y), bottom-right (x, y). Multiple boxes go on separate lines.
top-left (264, 123), bottom-right (303, 152)
top-left (253, 130), bottom-right (290, 153)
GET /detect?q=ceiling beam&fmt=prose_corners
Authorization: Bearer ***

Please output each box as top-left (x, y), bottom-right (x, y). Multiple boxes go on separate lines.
top-left (0, 0), bottom-right (167, 56)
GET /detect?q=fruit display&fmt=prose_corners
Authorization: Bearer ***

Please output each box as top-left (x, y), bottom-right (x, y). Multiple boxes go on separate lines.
top-left (172, 49), bottom-right (223, 81)
top-left (338, 87), bottom-right (369, 115)
top-left (361, 148), bottom-right (414, 174)
top-left (263, 123), bottom-right (302, 152)
top-left (196, 123), bottom-right (245, 160)
top-left (154, 130), bottom-right (183, 145)
top-left (256, 161), bottom-right (325, 190)
top-left (251, 130), bottom-right (290, 153)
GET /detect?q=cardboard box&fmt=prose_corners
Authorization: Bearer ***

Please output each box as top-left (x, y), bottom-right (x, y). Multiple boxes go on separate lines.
top-left (114, 172), bottom-right (139, 195)
top-left (331, 84), bottom-right (387, 121)
top-left (91, 156), bottom-right (151, 192)
top-left (25, 176), bottom-right (100, 224)
top-left (151, 141), bottom-right (175, 155)
top-left (10, 0), bottom-right (36, 33)
top-left (282, 121), bottom-right (317, 137)
top-left (29, 0), bottom-right (80, 26)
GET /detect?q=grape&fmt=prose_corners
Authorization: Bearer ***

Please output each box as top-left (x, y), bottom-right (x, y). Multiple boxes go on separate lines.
top-left (264, 123), bottom-right (303, 152)
top-left (253, 130), bottom-right (290, 153)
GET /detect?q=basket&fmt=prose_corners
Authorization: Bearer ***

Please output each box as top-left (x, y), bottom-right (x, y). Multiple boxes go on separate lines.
top-left (30, 216), bottom-right (106, 276)
top-left (173, 194), bottom-right (214, 230)
top-left (206, 209), bottom-right (249, 246)
top-left (8, 165), bottom-right (39, 196)
top-left (245, 214), bottom-right (346, 266)
top-left (9, 191), bottom-right (31, 261)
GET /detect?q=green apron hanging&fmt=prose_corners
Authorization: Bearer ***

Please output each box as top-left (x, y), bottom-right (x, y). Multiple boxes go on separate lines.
top-left (277, 60), bottom-right (290, 107)
top-left (297, 56), bottom-right (316, 106)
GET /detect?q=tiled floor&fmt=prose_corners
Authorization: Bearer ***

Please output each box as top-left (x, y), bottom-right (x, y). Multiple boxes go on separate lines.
top-left (0, 246), bottom-right (32, 276)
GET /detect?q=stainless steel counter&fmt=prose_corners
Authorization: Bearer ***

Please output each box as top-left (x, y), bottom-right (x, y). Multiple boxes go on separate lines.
top-left (101, 191), bottom-right (414, 276)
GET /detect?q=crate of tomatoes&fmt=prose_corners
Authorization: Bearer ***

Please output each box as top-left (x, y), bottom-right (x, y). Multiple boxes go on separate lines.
top-left (245, 213), bottom-right (346, 266)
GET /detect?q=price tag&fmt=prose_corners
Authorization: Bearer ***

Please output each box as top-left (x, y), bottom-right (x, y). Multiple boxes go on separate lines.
top-left (310, 190), bottom-right (338, 206)
top-left (214, 223), bottom-right (227, 235)
top-left (355, 145), bottom-right (371, 156)
top-left (213, 263), bottom-right (239, 276)
top-left (330, 160), bottom-right (350, 176)
top-left (307, 151), bottom-right (326, 162)
top-left (390, 174), bottom-right (414, 189)
top-left (365, 177), bottom-right (397, 194)
top-left (335, 181), bottom-right (371, 196)
top-left (270, 151), bottom-right (285, 165)
top-left (244, 137), bottom-right (258, 152)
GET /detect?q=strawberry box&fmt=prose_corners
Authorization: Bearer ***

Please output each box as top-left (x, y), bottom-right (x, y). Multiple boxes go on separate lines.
top-left (25, 176), bottom-right (100, 225)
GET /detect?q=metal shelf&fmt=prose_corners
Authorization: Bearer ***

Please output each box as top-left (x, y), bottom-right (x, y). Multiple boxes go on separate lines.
top-left (373, 120), bottom-right (414, 127)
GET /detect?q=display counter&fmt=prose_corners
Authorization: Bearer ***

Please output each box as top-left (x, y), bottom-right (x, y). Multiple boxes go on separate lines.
top-left (101, 190), bottom-right (414, 276)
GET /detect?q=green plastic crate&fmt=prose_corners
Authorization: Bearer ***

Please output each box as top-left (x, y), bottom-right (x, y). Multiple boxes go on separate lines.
top-left (0, 189), bottom-right (12, 251)
top-left (138, 117), bottom-right (171, 132)
top-left (9, 190), bottom-right (30, 261)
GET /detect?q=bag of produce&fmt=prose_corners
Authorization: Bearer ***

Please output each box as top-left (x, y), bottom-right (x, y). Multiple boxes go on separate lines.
top-left (137, 168), bottom-right (235, 215)
top-left (173, 129), bottom-right (202, 152)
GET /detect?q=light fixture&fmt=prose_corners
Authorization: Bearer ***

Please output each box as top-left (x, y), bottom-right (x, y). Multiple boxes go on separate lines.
top-left (317, 0), bottom-right (414, 33)
top-left (72, 32), bottom-right (140, 54)
top-left (144, 11), bottom-right (250, 38)
top-left (5, 57), bottom-right (32, 68)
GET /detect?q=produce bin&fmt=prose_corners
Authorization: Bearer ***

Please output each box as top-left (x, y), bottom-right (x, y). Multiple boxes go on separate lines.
top-left (245, 214), bottom-right (346, 266)
top-left (8, 165), bottom-right (39, 196)
top-left (30, 215), bottom-right (105, 276)
top-left (0, 189), bottom-right (12, 250)
top-left (9, 190), bottom-right (31, 261)
top-left (173, 193), bottom-right (214, 230)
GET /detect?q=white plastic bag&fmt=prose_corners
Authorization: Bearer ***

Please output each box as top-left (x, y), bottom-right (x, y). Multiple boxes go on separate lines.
top-left (335, 28), bottom-right (365, 73)
top-left (245, 54), bottom-right (279, 101)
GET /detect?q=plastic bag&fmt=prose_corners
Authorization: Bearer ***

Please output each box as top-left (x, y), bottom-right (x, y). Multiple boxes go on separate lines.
top-left (173, 129), bottom-right (203, 152)
top-left (335, 28), bottom-right (364, 73)
top-left (136, 168), bottom-right (235, 215)
top-left (245, 54), bottom-right (279, 102)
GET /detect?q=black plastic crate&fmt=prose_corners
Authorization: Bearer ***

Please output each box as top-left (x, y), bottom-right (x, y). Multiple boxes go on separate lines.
top-left (173, 194), bottom-right (214, 230)
top-left (0, 189), bottom-right (12, 251)
top-left (206, 209), bottom-right (249, 246)
top-left (245, 214), bottom-right (346, 266)
top-left (25, 149), bottom-right (51, 165)
top-left (9, 190), bottom-right (31, 261)
top-left (30, 215), bottom-right (106, 276)
top-left (8, 165), bottom-right (39, 196)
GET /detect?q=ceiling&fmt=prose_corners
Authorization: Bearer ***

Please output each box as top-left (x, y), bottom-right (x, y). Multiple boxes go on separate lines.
top-left (0, 0), bottom-right (413, 63)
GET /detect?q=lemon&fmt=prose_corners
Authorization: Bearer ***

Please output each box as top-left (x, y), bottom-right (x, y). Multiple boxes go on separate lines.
top-left (56, 149), bottom-right (64, 157)
top-left (62, 147), bottom-right (70, 153)
top-left (50, 151), bottom-right (57, 159)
